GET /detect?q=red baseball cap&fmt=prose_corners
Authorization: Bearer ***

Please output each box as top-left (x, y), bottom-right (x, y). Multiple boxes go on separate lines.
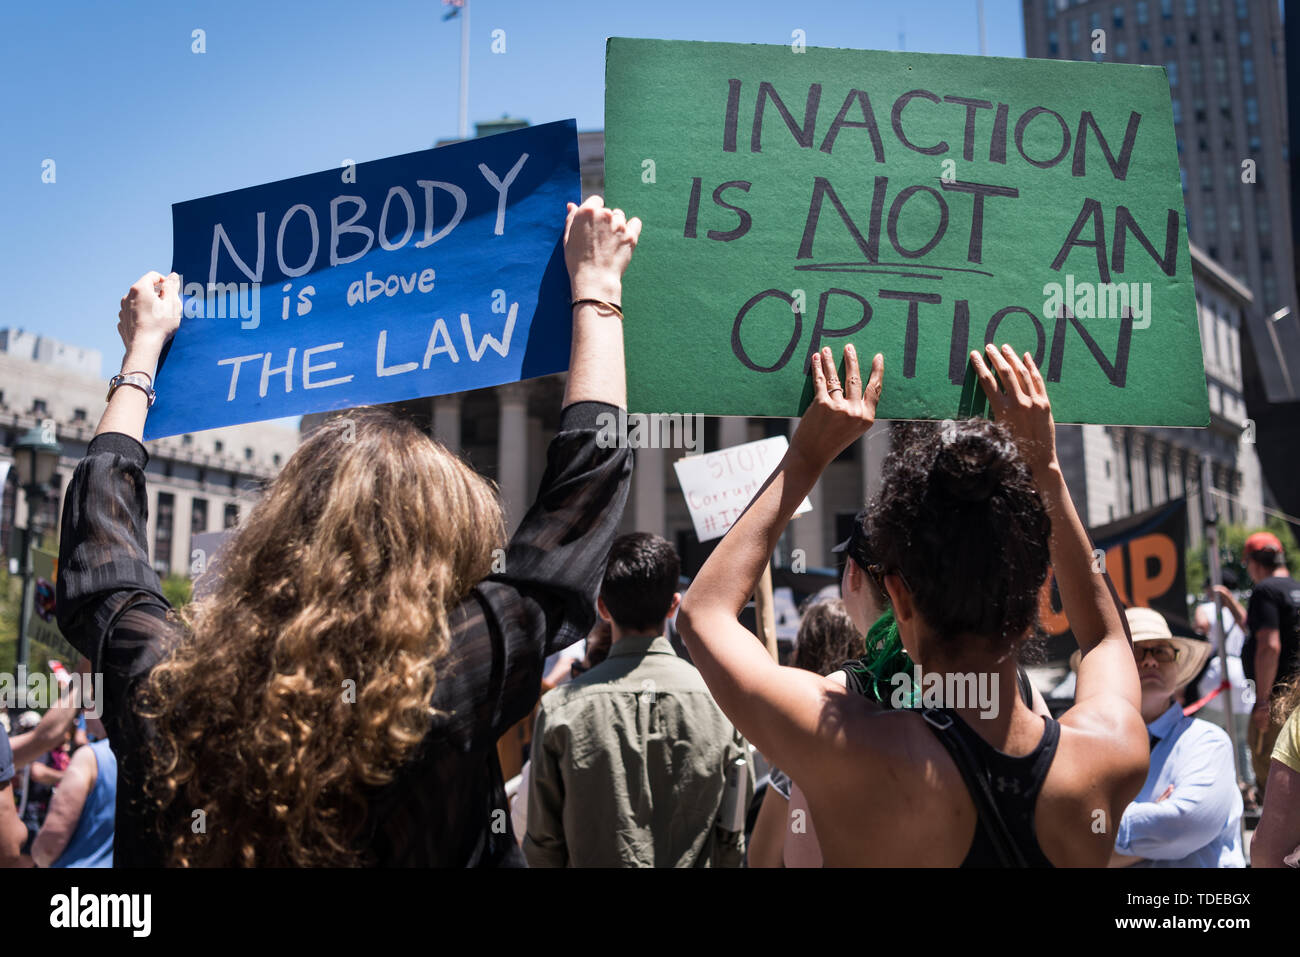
top-left (1244, 531), bottom-right (1284, 561)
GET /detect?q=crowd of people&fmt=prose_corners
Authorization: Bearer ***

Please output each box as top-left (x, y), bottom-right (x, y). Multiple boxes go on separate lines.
top-left (1, 195), bottom-right (1298, 867)
top-left (0, 661), bottom-right (116, 867)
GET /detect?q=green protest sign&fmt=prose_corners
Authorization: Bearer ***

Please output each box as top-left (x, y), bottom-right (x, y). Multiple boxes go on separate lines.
top-left (605, 38), bottom-right (1208, 426)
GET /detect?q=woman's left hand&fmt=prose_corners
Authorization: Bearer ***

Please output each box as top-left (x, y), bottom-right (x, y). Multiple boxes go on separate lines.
top-left (789, 344), bottom-right (884, 470)
top-left (972, 343), bottom-right (1058, 477)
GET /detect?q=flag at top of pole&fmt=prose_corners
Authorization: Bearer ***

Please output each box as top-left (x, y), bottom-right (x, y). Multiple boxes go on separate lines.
top-left (443, 0), bottom-right (470, 139)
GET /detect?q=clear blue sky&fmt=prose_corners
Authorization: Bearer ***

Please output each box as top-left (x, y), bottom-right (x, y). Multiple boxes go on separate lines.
top-left (0, 0), bottom-right (1026, 375)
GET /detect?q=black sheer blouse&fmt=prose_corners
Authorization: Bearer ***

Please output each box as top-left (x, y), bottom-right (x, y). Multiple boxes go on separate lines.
top-left (56, 401), bottom-right (632, 866)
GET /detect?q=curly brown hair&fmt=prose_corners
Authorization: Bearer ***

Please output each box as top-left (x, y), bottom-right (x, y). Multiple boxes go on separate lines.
top-left (1271, 674), bottom-right (1300, 727)
top-left (868, 419), bottom-right (1051, 649)
top-left (792, 598), bottom-right (863, 676)
top-left (136, 409), bottom-right (504, 866)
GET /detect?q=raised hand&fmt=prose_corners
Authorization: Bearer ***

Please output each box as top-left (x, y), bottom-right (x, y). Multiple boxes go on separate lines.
top-left (118, 271), bottom-right (181, 357)
top-left (789, 344), bottom-right (884, 470)
top-left (563, 196), bottom-right (641, 304)
top-left (560, 197), bottom-right (640, 408)
top-left (970, 343), bottom-right (1058, 476)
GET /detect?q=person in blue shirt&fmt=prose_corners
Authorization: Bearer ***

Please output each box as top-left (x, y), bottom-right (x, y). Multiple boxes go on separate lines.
top-left (31, 738), bottom-right (116, 868)
top-left (1108, 607), bottom-right (1245, 868)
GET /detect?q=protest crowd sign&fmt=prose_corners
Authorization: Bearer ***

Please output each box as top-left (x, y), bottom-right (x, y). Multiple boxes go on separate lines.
top-left (673, 434), bottom-right (812, 542)
top-left (605, 39), bottom-right (1208, 426)
top-left (1039, 497), bottom-right (1190, 661)
top-left (146, 120), bottom-right (580, 440)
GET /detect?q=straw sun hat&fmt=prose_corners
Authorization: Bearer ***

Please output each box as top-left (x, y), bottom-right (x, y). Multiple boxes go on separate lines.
top-left (1070, 607), bottom-right (1211, 690)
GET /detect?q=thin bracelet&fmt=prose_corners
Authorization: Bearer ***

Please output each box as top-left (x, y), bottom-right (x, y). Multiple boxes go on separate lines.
top-left (108, 380), bottom-right (153, 405)
top-left (571, 298), bottom-right (624, 319)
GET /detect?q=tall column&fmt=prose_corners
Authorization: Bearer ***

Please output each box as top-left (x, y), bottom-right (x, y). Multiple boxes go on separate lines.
top-left (171, 489), bottom-right (194, 578)
top-left (433, 394), bottom-right (462, 454)
top-left (635, 414), bottom-right (666, 536)
top-left (145, 486), bottom-right (159, 572)
top-left (1129, 433), bottom-right (1149, 513)
top-left (497, 384), bottom-right (529, 534)
top-left (1168, 448), bottom-right (1185, 513)
top-left (1148, 440), bottom-right (1167, 507)
top-left (718, 416), bottom-right (748, 450)
top-left (1111, 429), bottom-right (1130, 517)
top-left (1210, 463), bottom-right (1226, 524)
top-left (527, 412), bottom-right (546, 504)
top-left (1186, 458), bottom-right (1203, 548)
top-left (788, 419), bottom-right (826, 566)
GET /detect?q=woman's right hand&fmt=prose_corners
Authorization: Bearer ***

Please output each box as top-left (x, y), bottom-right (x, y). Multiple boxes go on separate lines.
top-left (118, 271), bottom-right (181, 359)
top-left (563, 196), bottom-right (641, 303)
top-left (971, 343), bottom-right (1059, 477)
top-left (789, 344), bottom-right (884, 471)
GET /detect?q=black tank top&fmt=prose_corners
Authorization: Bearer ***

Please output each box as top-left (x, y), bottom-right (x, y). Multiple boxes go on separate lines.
top-left (939, 710), bottom-right (1061, 868)
top-left (840, 660), bottom-right (1056, 865)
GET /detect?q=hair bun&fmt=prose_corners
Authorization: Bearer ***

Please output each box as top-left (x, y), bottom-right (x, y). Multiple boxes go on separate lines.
top-left (932, 435), bottom-right (1006, 503)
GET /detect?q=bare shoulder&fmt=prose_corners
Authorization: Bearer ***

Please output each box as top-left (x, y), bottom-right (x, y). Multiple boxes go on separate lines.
top-left (802, 705), bottom-right (973, 865)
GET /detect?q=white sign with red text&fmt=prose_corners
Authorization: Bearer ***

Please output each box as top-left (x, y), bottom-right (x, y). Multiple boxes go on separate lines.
top-left (673, 435), bottom-right (812, 543)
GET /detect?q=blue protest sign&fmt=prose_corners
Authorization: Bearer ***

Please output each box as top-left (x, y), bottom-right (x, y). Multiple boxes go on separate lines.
top-left (144, 120), bottom-right (579, 440)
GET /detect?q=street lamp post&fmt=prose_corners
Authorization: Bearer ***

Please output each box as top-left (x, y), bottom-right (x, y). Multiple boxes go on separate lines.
top-left (13, 424), bottom-right (62, 672)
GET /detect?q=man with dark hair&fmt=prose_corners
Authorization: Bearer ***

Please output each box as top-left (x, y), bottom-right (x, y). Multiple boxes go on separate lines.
top-left (524, 533), bottom-right (753, 867)
top-left (1240, 532), bottom-right (1300, 792)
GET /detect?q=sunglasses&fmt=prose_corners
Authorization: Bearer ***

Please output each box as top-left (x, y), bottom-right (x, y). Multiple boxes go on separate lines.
top-left (1133, 644), bottom-right (1180, 664)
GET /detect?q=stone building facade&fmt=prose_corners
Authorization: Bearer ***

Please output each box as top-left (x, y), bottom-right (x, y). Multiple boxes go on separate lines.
top-left (1, 331), bottom-right (299, 578)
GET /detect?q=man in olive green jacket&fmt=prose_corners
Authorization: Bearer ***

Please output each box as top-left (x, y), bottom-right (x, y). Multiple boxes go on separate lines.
top-left (524, 533), bottom-right (754, 867)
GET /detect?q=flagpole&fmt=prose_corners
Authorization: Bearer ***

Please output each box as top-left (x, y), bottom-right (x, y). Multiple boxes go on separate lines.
top-left (1202, 454), bottom-right (1246, 850)
top-left (458, 0), bottom-right (470, 139)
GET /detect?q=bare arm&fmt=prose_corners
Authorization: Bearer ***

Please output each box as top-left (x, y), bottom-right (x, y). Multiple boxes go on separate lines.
top-left (972, 346), bottom-right (1140, 717)
top-left (676, 346), bottom-right (883, 781)
top-left (783, 782), bottom-right (825, 868)
top-left (31, 744), bottom-right (97, 868)
top-left (10, 687), bottom-right (78, 768)
top-left (95, 271), bottom-right (181, 443)
top-left (1029, 677), bottom-right (1051, 719)
top-left (1252, 759), bottom-right (1300, 867)
top-left (747, 787), bottom-right (789, 868)
top-left (1212, 585), bottom-right (1247, 629)
top-left (1253, 627), bottom-right (1282, 713)
top-left (971, 346), bottom-right (1146, 804)
top-left (28, 762), bottom-right (63, 787)
top-left (560, 197), bottom-right (640, 410)
top-left (0, 782), bottom-right (26, 867)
